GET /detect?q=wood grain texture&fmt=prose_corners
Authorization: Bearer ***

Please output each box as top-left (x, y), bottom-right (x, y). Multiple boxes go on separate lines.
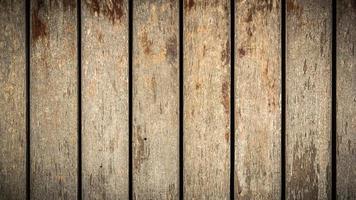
top-left (30, 0), bottom-right (78, 199)
top-left (286, 0), bottom-right (331, 199)
top-left (336, 0), bottom-right (356, 199)
top-left (82, 0), bottom-right (128, 199)
top-left (183, 0), bottom-right (230, 198)
top-left (0, 0), bottom-right (26, 199)
top-left (133, 0), bottom-right (179, 199)
top-left (235, 0), bottom-right (281, 199)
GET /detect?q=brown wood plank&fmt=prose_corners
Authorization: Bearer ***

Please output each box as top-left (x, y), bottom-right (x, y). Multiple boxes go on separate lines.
top-left (183, 0), bottom-right (230, 198)
top-left (235, 0), bottom-right (281, 199)
top-left (336, 0), bottom-right (356, 199)
top-left (0, 0), bottom-right (26, 199)
top-left (133, 0), bottom-right (179, 199)
top-left (286, 0), bottom-right (331, 199)
top-left (82, 0), bottom-right (129, 199)
top-left (30, 0), bottom-right (78, 199)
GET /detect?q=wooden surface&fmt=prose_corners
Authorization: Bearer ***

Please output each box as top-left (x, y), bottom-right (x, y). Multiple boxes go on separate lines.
top-left (336, 0), bottom-right (356, 199)
top-left (133, 0), bottom-right (179, 199)
top-left (82, 0), bottom-right (129, 199)
top-left (0, 0), bottom-right (26, 199)
top-left (235, 0), bottom-right (281, 199)
top-left (30, 0), bottom-right (78, 199)
top-left (286, 0), bottom-right (331, 199)
top-left (183, 0), bottom-right (230, 198)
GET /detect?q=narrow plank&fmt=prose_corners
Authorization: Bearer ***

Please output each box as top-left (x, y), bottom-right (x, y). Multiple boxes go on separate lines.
top-left (336, 0), bottom-right (356, 199)
top-left (286, 0), bottom-right (331, 199)
top-left (184, 0), bottom-right (230, 198)
top-left (82, 0), bottom-right (128, 199)
top-left (133, 0), bottom-right (179, 199)
top-left (235, 0), bottom-right (281, 199)
top-left (30, 0), bottom-right (78, 199)
top-left (0, 0), bottom-right (26, 199)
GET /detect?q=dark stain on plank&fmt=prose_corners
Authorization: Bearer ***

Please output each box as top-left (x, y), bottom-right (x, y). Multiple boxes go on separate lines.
top-left (141, 31), bottom-right (153, 55)
top-left (166, 35), bottom-right (177, 64)
top-left (86, 0), bottom-right (124, 24)
top-left (238, 48), bottom-right (246, 58)
top-left (185, 0), bottom-right (195, 11)
top-left (221, 40), bottom-right (230, 66)
top-left (221, 79), bottom-right (229, 142)
top-left (32, 0), bottom-right (47, 42)
top-left (48, 0), bottom-right (75, 11)
top-left (287, 0), bottom-right (303, 15)
top-left (134, 125), bottom-right (149, 172)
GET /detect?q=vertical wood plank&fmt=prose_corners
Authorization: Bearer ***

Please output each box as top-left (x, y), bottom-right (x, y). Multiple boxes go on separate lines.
top-left (0, 0), bottom-right (26, 199)
top-left (30, 0), bottom-right (78, 199)
top-left (82, 0), bottom-right (129, 199)
top-left (184, 0), bottom-right (230, 198)
top-left (133, 0), bottom-right (179, 199)
top-left (286, 0), bottom-right (331, 199)
top-left (336, 0), bottom-right (356, 199)
top-left (235, 0), bottom-right (281, 199)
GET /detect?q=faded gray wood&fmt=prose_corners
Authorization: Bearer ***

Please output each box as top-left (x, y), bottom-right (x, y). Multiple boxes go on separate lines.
top-left (82, 0), bottom-right (129, 199)
top-left (286, 0), bottom-right (331, 199)
top-left (235, 0), bottom-right (281, 199)
top-left (30, 0), bottom-right (78, 199)
top-left (336, 0), bottom-right (356, 199)
top-left (184, 0), bottom-right (230, 198)
top-left (133, 0), bottom-right (179, 199)
top-left (0, 0), bottom-right (26, 199)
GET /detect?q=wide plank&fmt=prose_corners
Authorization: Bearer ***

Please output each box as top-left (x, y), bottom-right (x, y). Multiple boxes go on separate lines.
top-left (30, 0), bottom-right (78, 199)
top-left (133, 0), bottom-right (179, 199)
top-left (235, 0), bottom-right (281, 199)
top-left (82, 0), bottom-right (129, 199)
top-left (0, 0), bottom-right (26, 199)
top-left (286, 0), bottom-right (331, 199)
top-left (336, 0), bottom-right (356, 199)
top-left (183, 0), bottom-right (230, 198)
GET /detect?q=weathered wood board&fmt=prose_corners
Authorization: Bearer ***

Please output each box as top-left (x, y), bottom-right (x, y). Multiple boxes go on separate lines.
top-left (82, 0), bottom-right (129, 199)
top-left (235, 0), bottom-right (281, 199)
top-left (286, 0), bottom-right (331, 199)
top-left (336, 0), bottom-right (356, 199)
top-left (133, 0), bottom-right (179, 199)
top-left (0, 0), bottom-right (26, 199)
top-left (30, 0), bottom-right (78, 199)
top-left (183, 0), bottom-right (230, 198)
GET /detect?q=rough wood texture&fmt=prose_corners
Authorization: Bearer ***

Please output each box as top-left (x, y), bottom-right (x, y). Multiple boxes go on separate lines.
top-left (184, 0), bottom-right (230, 198)
top-left (30, 0), bottom-right (78, 199)
top-left (336, 0), bottom-right (356, 199)
top-left (133, 0), bottom-right (179, 199)
top-left (82, 0), bottom-right (128, 199)
top-left (235, 0), bottom-right (281, 199)
top-left (0, 0), bottom-right (26, 199)
top-left (286, 0), bottom-right (331, 199)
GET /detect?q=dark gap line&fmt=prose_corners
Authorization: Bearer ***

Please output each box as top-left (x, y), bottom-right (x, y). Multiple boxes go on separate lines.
top-left (76, 0), bottom-right (82, 199)
top-left (331, 0), bottom-right (336, 199)
top-left (128, 0), bottom-right (133, 199)
top-left (230, 0), bottom-right (235, 199)
top-left (281, 0), bottom-right (286, 199)
top-left (25, 0), bottom-right (31, 199)
top-left (179, 0), bottom-right (184, 199)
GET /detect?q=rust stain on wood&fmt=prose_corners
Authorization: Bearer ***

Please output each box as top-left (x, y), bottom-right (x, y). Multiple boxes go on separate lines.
top-left (32, 2), bottom-right (47, 42)
top-left (185, 0), bottom-right (195, 11)
top-left (86, 0), bottom-right (124, 23)
top-left (141, 31), bottom-right (153, 55)
top-left (166, 35), bottom-right (178, 64)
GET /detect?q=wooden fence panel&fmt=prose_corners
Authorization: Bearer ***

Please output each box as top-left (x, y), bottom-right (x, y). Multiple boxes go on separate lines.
top-left (82, 1), bottom-right (129, 199)
top-left (30, 0), bottom-right (78, 199)
top-left (183, 0), bottom-right (230, 198)
top-left (235, 0), bottom-right (281, 199)
top-left (336, 0), bottom-right (356, 199)
top-left (133, 0), bottom-right (179, 199)
top-left (0, 1), bottom-right (26, 199)
top-left (286, 0), bottom-right (331, 199)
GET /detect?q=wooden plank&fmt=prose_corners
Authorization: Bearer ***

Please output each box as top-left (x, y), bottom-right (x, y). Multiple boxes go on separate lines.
top-left (286, 0), bottom-right (331, 199)
top-left (336, 0), bottom-right (356, 199)
top-left (183, 0), bottom-right (230, 198)
top-left (0, 0), bottom-right (26, 199)
top-left (82, 0), bottom-right (128, 199)
top-left (133, 0), bottom-right (179, 199)
top-left (30, 0), bottom-right (78, 199)
top-left (235, 0), bottom-right (281, 199)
